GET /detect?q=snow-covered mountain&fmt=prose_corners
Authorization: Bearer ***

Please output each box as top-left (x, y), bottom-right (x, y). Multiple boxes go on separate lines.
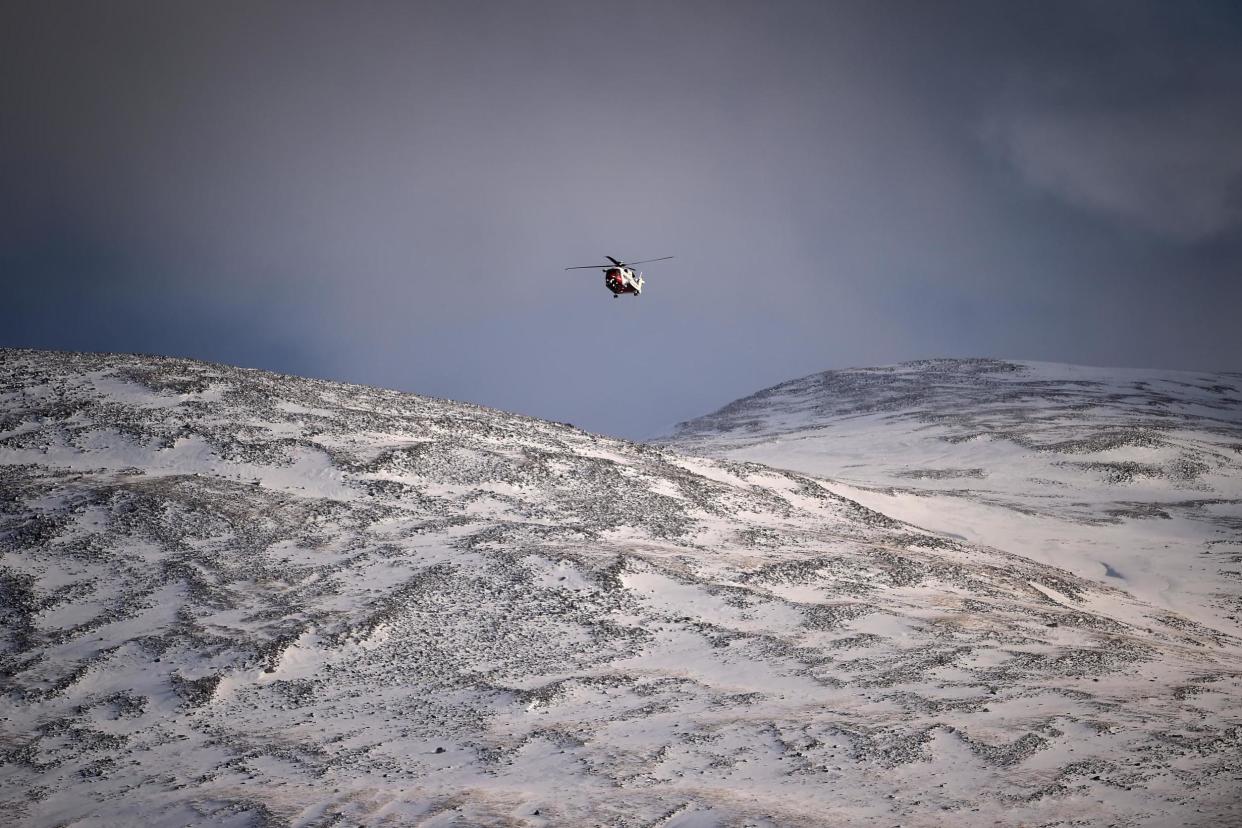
top-left (664, 359), bottom-right (1242, 632)
top-left (3, 350), bottom-right (1241, 827)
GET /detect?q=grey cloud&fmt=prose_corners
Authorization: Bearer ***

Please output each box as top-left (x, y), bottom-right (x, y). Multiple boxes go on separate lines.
top-left (979, 2), bottom-right (1242, 243)
top-left (992, 98), bottom-right (1242, 242)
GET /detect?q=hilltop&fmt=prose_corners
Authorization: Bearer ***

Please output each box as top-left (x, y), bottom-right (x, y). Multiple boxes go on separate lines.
top-left (2, 350), bottom-right (1240, 826)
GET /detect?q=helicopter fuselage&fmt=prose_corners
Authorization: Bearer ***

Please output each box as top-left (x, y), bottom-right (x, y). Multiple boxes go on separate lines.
top-left (605, 267), bottom-right (643, 296)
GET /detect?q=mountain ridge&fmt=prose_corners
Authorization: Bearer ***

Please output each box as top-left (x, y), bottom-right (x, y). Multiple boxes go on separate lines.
top-left (661, 356), bottom-right (1242, 666)
top-left (2, 349), bottom-right (1240, 827)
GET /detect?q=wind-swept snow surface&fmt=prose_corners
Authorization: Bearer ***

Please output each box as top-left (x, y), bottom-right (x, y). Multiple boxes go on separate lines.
top-left (3, 351), bottom-right (1241, 827)
top-left (665, 360), bottom-right (1242, 626)
top-left (665, 358), bottom-right (1242, 821)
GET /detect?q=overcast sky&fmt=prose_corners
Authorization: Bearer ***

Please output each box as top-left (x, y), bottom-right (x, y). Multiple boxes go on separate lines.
top-left (4, 1), bottom-right (1241, 437)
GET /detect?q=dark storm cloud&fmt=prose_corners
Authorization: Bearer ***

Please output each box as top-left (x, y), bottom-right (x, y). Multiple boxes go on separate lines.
top-left (994, 101), bottom-right (1242, 241)
top-left (982, 3), bottom-right (1242, 241)
top-left (2, 1), bottom-right (1240, 437)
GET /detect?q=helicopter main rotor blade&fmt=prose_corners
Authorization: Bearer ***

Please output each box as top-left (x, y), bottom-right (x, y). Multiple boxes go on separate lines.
top-left (564, 256), bottom-right (673, 270)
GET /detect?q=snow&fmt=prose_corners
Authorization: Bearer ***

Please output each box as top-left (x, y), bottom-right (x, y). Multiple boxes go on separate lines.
top-left (666, 359), bottom-right (1242, 631)
top-left (2, 350), bottom-right (1240, 826)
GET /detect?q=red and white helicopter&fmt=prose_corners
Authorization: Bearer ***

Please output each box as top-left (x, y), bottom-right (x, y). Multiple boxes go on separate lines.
top-left (565, 255), bottom-right (674, 298)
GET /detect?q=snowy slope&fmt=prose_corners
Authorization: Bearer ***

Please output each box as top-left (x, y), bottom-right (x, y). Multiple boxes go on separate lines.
top-left (3, 350), bottom-right (1241, 827)
top-left (664, 359), bottom-right (1242, 634)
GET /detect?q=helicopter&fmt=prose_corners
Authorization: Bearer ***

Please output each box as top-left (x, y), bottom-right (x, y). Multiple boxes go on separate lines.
top-left (565, 255), bottom-right (674, 298)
